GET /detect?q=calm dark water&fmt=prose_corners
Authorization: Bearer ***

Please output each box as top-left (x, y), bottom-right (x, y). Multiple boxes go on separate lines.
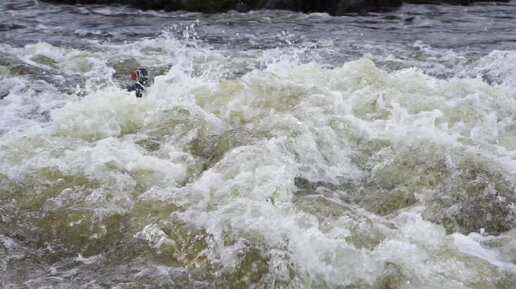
top-left (2, 1), bottom-right (516, 51)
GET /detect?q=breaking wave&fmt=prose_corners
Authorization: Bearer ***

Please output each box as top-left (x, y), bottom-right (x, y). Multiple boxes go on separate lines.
top-left (1, 6), bottom-right (516, 288)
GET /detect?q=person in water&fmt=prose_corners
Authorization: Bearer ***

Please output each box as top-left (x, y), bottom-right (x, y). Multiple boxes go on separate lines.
top-left (127, 68), bottom-right (150, 98)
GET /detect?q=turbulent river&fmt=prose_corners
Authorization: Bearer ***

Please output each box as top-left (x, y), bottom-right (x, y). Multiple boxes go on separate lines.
top-left (1, 0), bottom-right (516, 288)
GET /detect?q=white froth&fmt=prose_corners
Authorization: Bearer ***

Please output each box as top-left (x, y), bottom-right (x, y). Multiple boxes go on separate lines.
top-left (1, 33), bottom-right (515, 288)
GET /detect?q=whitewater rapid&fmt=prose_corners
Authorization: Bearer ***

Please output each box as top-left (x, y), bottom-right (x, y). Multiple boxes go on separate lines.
top-left (1, 1), bottom-right (516, 288)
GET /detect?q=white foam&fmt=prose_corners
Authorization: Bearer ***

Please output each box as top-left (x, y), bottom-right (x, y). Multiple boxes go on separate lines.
top-left (453, 232), bottom-right (516, 273)
top-left (2, 33), bottom-right (516, 287)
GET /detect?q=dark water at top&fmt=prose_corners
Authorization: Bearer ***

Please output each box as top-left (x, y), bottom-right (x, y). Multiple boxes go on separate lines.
top-left (2, 1), bottom-right (515, 51)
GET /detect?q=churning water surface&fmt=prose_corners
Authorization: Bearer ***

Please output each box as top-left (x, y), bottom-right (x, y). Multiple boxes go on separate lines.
top-left (1, 0), bottom-right (516, 288)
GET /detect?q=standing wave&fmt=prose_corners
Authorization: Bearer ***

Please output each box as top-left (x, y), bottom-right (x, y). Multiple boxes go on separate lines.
top-left (0, 34), bottom-right (515, 288)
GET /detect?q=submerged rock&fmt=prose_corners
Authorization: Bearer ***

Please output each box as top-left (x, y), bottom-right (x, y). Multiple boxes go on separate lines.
top-left (258, 0), bottom-right (404, 14)
top-left (294, 142), bottom-right (516, 236)
top-left (406, 0), bottom-right (509, 4)
top-left (41, 0), bottom-right (510, 15)
top-left (41, 0), bottom-right (402, 15)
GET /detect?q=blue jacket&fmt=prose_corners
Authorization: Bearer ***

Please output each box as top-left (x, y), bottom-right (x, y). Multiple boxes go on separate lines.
top-left (127, 82), bottom-right (145, 98)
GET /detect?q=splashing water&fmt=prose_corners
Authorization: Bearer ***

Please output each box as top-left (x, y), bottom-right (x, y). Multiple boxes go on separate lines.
top-left (1, 1), bottom-right (515, 288)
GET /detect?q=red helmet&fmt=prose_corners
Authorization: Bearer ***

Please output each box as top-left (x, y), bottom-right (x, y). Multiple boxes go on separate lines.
top-left (130, 69), bottom-right (149, 85)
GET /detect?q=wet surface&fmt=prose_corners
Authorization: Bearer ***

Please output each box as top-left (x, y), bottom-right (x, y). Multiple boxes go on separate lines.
top-left (2, 1), bottom-right (516, 51)
top-left (1, 1), bottom-right (515, 288)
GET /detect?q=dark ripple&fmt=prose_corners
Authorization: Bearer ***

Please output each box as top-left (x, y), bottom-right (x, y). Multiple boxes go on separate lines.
top-left (0, 0), bottom-right (515, 51)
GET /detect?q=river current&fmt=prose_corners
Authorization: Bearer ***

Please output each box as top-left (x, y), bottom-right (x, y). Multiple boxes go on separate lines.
top-left (1, 0), bottom-right (516, 288)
